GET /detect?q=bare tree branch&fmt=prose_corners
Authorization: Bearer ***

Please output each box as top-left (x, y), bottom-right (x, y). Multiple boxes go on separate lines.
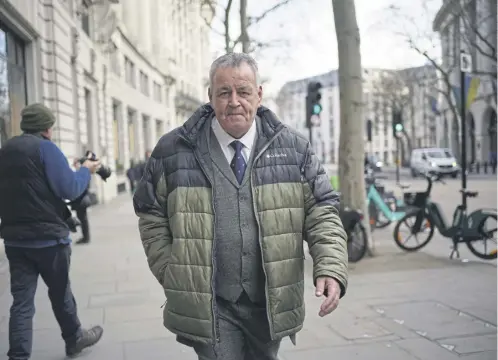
top-left (456, 3), bottom-right (496, 62)
top-left (201, 0), bottom-right (296, 55)
top-left (247, 0), bottom-right (293, 26)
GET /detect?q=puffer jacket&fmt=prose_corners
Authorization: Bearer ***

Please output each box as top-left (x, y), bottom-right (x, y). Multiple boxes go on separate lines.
top-left (133, 104), bottom-right (348, 345)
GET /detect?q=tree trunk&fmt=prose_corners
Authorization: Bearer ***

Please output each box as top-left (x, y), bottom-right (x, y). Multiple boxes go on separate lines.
top-left (240, 0), bottom-right (250, 53)
top-left (332, 0), bottom-right (374, 251)
top-left (224, 0), bottom-right (234, 53)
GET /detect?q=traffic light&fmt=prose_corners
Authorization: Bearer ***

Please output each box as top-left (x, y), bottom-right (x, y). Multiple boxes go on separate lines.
top-left (306, 81), bottom-right (322, 128)
top-left (392, 109), bottom-right (404, 138)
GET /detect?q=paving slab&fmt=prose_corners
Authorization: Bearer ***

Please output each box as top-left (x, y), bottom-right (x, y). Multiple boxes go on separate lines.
top-left (282, 342), bottom-right (418, 360)
top-left (0, 192), bottom-right (496, 359)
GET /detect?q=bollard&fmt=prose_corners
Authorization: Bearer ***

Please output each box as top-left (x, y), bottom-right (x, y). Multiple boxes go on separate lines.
top-left (476, 162), bottom-right (480, 174)
top-left (484, 162), bottom-right (488, 174)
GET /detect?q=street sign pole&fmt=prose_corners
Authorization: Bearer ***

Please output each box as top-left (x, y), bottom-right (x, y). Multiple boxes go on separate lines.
top-left (460, 51), bottom-right (471, 207)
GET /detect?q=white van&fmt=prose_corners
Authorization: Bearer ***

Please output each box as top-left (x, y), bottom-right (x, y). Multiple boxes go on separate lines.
top-left (410, 148), bottom-right (460, 178)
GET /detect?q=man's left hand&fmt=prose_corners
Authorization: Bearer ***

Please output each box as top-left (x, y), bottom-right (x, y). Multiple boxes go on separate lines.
top-left (315, 276), bottom-right (341, 317)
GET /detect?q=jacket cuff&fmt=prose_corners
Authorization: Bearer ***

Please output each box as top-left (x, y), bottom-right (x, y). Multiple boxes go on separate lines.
top-left (313, 271), bottom-right (347, 298)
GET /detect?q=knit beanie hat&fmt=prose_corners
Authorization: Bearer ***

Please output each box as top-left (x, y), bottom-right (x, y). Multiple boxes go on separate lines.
top-left (20, 103), bottom-right (56, 133)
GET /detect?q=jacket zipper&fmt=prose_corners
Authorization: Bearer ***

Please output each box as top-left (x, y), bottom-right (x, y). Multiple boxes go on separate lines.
top-left (250, 127), bottom-right (285, 341)
top-left (189, 146), bottom-right (220, 344)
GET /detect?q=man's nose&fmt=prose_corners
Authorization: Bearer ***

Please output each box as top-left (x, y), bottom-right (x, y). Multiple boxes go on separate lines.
top-left (228, 92), bottom-right (240, 106)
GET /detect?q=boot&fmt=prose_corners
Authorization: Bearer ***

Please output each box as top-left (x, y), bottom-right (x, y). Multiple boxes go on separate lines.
top-left (75, 237), bottom-right (90, 245)
top-left (66, 326), bottom-right (103, 357)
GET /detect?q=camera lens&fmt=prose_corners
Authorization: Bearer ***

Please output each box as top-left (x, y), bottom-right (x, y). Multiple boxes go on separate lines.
top-left (96, 166), bottom-right (112, 181)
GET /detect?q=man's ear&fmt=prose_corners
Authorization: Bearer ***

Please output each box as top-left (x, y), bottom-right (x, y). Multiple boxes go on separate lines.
top-left (208, 87), bottom-right (212, 101)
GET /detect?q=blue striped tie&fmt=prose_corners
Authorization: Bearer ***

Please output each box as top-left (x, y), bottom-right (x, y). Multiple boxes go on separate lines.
top-left (230, 140), bottom-right (246, 184)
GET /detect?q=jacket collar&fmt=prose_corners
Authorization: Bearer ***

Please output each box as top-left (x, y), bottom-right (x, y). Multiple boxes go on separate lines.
top-left (180, 103), bottom-right (284, 147)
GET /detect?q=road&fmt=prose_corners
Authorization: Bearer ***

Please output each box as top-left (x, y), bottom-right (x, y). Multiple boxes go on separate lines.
top-left (325, 164), bottom-right (497, 181)
top-left (0, 178), bottom-right (496, 359)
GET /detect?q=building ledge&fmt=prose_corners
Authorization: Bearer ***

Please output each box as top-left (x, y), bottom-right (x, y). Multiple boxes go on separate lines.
top-left (175, 92), bottom-right (203, 113)
top-left (433, 0), bottom-right (457, 32)
top-left (117, 26), bottom-right (176, 84)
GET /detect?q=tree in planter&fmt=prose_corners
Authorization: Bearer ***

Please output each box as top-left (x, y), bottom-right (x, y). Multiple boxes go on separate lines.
top-left (332, 0), bottom-right (373, 253)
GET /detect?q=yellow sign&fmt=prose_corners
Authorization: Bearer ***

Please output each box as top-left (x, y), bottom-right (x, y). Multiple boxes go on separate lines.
top-left (466, 77), bottom-right (480, 109)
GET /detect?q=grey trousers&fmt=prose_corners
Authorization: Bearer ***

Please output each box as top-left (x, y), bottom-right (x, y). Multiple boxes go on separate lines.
top-left (193, 292), bottom-right (281, 360)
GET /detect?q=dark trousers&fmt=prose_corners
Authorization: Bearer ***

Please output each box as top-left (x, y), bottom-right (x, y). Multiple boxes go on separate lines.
top-left (193, 292), bottom-right (281, 360)
top-left (5, 244), bottom-right (82, 360)
top-left (128, 179), bottom-right (135, 194)
top-left (75, 207), bottom-right (90, 241)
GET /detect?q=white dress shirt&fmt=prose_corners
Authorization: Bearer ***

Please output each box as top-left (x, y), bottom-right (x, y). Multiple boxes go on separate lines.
top-left (211, 118), bottom-right (257, 163)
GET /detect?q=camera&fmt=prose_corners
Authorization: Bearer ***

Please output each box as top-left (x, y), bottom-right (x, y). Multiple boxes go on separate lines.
top-left (79, 150), bottom-right (112, 181)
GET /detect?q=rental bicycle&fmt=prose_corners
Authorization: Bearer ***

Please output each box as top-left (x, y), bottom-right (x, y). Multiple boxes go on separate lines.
top-left (365, 170), bottom-right (408, 229)
top-left (393, 172), bottom-right (497, 260)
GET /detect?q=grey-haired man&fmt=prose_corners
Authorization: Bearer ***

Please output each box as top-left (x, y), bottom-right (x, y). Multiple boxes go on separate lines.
top-left (134, 53), bottom-right (348, 359)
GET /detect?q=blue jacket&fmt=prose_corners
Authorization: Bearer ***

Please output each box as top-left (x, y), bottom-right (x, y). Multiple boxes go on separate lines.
top-left (0, 134), bottom-right (90, 247)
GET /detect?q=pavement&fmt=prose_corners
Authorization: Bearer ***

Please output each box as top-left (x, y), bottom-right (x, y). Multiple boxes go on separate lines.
top-left (0, 185), bottom-right (496, 359)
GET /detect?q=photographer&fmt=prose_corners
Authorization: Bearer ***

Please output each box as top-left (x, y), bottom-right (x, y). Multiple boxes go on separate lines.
top-left (70, 158), bottom-right (93, 244)
top-left (0, 103), bottom-right (104, 360)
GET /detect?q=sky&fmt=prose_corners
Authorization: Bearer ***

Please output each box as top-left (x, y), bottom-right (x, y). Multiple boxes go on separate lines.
top-left (208, 0), bottom-right (443, 95)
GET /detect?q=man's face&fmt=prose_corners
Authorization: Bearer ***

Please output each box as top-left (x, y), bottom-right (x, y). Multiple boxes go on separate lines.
top-left (209, 63), bottom-right (262, 139)
top-left (42, 127), bottom-right (53, 140)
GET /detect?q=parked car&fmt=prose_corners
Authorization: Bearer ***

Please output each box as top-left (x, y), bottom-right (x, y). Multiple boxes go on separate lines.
top-left (410, 147), bottom-right (460, 178)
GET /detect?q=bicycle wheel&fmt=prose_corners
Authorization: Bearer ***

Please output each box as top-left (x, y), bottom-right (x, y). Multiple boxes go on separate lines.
top-left (466, 214), bottom-right (497, 260)
top-left (393, 210), bottom-right (434, 251)
top-left (348, 222), bottom-right (367, 263)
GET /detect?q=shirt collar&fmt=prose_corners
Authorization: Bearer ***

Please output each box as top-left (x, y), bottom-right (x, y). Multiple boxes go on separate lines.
top-left (211, 117), bottom-right (257, 151)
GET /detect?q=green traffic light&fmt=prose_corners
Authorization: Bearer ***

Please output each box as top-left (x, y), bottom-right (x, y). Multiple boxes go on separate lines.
top-left (395, 123), bottom-right (403, 132)
top-left (312, 104), bottom-right (322, 115)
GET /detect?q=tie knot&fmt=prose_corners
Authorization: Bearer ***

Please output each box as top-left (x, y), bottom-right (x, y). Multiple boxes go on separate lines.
top-left (230, 140), bottom-right (243, 153)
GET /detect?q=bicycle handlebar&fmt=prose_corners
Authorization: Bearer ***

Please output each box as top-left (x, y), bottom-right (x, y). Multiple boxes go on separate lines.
top-left (418, 172), bottom-right (446, 195)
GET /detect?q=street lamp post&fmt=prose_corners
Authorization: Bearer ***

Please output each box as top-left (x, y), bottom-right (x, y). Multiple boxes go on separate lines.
top-left (460, 51), bottom-right (472, 206)
top-left (393, 87), bottom-right (409, 184)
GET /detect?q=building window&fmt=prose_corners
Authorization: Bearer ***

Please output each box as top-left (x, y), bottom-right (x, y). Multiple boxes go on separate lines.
top-left (0, 24), bottom-right (28, 148)
top-left (139, 71), bottom-right (149, 95)
top-left (142, 114), bottom-right (150, 151)
top-left (153, 81), bottom-right (162, 102)
top-left (112, 101), bottom-right (124, 173)
top-left (80, 1), bottom-right (91, 36)
top-left (124, 57), bottom-right (135, 87)
top-left (155, 119), bottom-right (162, 142)
top-left (109, 42), bottom-right (120, 75)
top-left (127, 108), bottom-right (136, 162)
top-left (383, 103), bottom-right (388, 135)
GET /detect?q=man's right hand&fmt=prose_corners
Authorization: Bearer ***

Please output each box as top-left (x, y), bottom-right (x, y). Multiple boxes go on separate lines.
top-left (82, 160), bottom-right (101, 174)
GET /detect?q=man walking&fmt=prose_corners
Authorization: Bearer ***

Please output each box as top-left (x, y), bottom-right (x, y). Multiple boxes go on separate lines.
top-left (0, 103), bottom-right (104, 359)
top-left (71, 158), bottom-right (93, 244)
top-left (133, 53), bottom-right (348, 359)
